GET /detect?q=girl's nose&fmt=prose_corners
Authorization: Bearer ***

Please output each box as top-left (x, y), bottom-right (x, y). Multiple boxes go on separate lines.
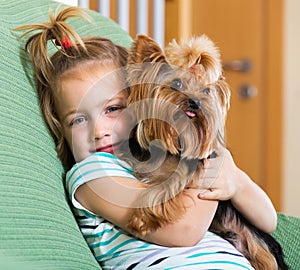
top-left (93, 117), bottom-right (110, 140)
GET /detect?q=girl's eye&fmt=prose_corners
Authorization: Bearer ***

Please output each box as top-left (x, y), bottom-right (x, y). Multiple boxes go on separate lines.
top-left (106, 105), bottom-right (126, 116)
top-left (70, 116), bottom-right (87, 126)
top-left (171, 78), bottom-right (184, 90)
top-left (202, 87), bottom-right (211, 94)
top-left (107, 106), bottom-right (120, 113)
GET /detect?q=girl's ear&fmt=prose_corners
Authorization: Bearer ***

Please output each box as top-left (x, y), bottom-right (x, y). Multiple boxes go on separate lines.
top-left (128, 34), bottom-right (167, 64)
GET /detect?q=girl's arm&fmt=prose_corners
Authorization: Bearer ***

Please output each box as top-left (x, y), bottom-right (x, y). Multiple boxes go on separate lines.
top-left (199, 148), bottom-right (277, 233)
top-left (232, 168), bottom-right (277, 233)
top-left (75, 177), bottom-right (218, 247)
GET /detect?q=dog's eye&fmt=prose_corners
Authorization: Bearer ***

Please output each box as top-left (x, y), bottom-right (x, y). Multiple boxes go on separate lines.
top-left (171, 78), bottom-right (184, 90)
top-left (202, 87), bottom-right (211, 94)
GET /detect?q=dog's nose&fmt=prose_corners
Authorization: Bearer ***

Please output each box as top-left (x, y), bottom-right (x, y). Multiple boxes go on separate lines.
top-left (189, 98), bottom-right (201, 110)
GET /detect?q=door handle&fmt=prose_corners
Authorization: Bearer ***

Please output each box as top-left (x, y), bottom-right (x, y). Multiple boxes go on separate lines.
top-left (239, 85), bottom-right (257, 100)
top-left (223, 59), bottom-right (252, 73)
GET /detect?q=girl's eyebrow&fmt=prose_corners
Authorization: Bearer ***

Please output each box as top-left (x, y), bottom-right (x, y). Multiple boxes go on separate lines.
top-left (102, 95), bottom-right (126, 106)
top-left (108, 96), bottom-right (125, 103)
top-left (62, 109), bottom-right (78, 122)
top-left (109, 90), bottom-right (128, 101)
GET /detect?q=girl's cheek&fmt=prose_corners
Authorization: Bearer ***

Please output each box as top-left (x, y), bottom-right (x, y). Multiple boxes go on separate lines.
top-left (121, 115), bottom-right (133, 130)
top-left (62, 131), bottom-right (73, 153)
top-left (70, 132), bottom-right (84, 155)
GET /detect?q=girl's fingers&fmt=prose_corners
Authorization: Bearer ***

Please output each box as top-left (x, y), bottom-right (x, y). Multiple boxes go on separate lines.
top-left (200, 147), bottom-right (227, 189)
top-left (198, 189), bottom-right (220, 200)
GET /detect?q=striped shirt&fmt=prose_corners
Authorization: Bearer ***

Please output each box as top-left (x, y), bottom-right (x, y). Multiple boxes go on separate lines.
top-left (66, 152), bottom-right (254, 270)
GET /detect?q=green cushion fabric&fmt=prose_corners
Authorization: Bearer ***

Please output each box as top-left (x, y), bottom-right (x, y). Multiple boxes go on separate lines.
top-left (272, 213), bottom-right (300, 270)
top-left (0, 0), bottom-right (131, 269)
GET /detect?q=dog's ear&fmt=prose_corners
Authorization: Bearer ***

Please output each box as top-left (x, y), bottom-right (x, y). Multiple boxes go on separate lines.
top-left (215, 76), bottom-right (231, 115)
top-left (128, 34), bottom-right (168, 64)
top-left (127, 34), bottom-right (170, 88)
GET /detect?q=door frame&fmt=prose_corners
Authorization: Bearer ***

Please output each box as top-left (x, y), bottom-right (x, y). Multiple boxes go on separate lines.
top-left (263, 0), bottom-right (283, 210)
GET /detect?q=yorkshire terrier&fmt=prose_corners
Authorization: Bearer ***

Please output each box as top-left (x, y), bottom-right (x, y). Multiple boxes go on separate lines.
top-left (122, 34), bottom-right (287, 270)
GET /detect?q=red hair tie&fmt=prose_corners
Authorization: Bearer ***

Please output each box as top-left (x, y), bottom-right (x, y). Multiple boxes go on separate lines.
top-left (189, 64), bottom-right (203, 79)
top-left (55, 36), bottom-right (72, 49)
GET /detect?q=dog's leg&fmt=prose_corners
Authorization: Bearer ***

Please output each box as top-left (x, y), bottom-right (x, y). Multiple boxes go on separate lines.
top-left (127, 158), bottom-right (198, 236)
top-left (210, 201), bottom-right (288, 269)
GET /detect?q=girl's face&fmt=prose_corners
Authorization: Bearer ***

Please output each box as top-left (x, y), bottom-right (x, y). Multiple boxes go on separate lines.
top-left (55, 63), bottom-right (133, 162)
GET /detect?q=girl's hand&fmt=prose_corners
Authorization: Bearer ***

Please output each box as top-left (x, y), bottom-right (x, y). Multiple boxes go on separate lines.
top-left (198, 147), bottom-right (239, 201)
top-left (198, 147), bottom-right (277, 233)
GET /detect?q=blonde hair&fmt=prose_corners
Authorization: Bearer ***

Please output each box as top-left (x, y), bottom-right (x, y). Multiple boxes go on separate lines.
top-left (15, 7), bottom-right (128, 169)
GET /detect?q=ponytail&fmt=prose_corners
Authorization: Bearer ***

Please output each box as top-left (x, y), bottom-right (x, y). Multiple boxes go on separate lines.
top-left (15, 6), bottom-right (91, 85)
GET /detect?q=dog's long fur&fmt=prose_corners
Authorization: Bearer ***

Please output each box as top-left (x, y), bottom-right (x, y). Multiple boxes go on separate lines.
top-left (122, 34), bottom-right (288, 269)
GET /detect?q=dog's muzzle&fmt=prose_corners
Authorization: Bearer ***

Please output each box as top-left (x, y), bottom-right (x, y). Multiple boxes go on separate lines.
top-left (184, 98), bottom-right (201, 118)
top-left (188, 98), bottom-right (201, 110)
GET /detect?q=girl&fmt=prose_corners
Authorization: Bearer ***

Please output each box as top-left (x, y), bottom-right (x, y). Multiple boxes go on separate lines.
top-left (16, 6), bottom-right (277, 269)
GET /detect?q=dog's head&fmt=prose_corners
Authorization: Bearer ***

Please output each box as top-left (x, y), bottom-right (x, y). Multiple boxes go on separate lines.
top-left (126, 34), bottom-right (231, 160)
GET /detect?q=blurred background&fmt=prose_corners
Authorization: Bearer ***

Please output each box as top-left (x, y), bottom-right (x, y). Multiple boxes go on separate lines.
top-left (57, 0), bottom-right (300, 217)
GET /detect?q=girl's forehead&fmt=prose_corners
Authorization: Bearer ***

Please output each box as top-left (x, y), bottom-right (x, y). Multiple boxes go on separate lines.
top-left (55, 62), bottom-right (127, 110)
top-left (56, 64), bottom-right (128, 117)
top-left (57, 61), bottom-right (124, 92)
top-left (59, 60), bottom-right (120, 81)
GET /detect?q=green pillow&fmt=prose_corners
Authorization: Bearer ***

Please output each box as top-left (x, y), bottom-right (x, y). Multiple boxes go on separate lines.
top-left (0, 0), bottom-right (131, 268)
top-left (272, 213), bottom-right (300, 270)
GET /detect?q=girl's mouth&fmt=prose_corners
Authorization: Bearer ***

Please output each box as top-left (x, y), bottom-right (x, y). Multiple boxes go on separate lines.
top-left (96, 142), bottom-right (122, 154)
top-left (97, 145), bottom-right (114, 154)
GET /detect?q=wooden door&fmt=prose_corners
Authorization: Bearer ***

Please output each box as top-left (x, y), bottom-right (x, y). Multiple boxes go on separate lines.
top-left (166, 0), bottom-right (283, 210)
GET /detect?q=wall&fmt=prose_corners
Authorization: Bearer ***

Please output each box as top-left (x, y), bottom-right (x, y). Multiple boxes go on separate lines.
top-left (283, 0), bottom-right (300, 217)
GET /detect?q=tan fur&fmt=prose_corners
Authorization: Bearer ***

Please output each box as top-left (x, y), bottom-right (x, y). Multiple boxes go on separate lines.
top-left (165, 35), bottom-right (223, 84)
top-left (211, 202), bottom-right (278, 269)
top-left (124, 34), bottom-right (229, 232)
top-left (123, 34), bottom-right (280, 269)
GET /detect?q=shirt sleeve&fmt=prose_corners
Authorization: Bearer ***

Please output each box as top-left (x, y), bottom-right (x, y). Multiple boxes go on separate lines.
top-left (65, 152), bottom-right (137, 211)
